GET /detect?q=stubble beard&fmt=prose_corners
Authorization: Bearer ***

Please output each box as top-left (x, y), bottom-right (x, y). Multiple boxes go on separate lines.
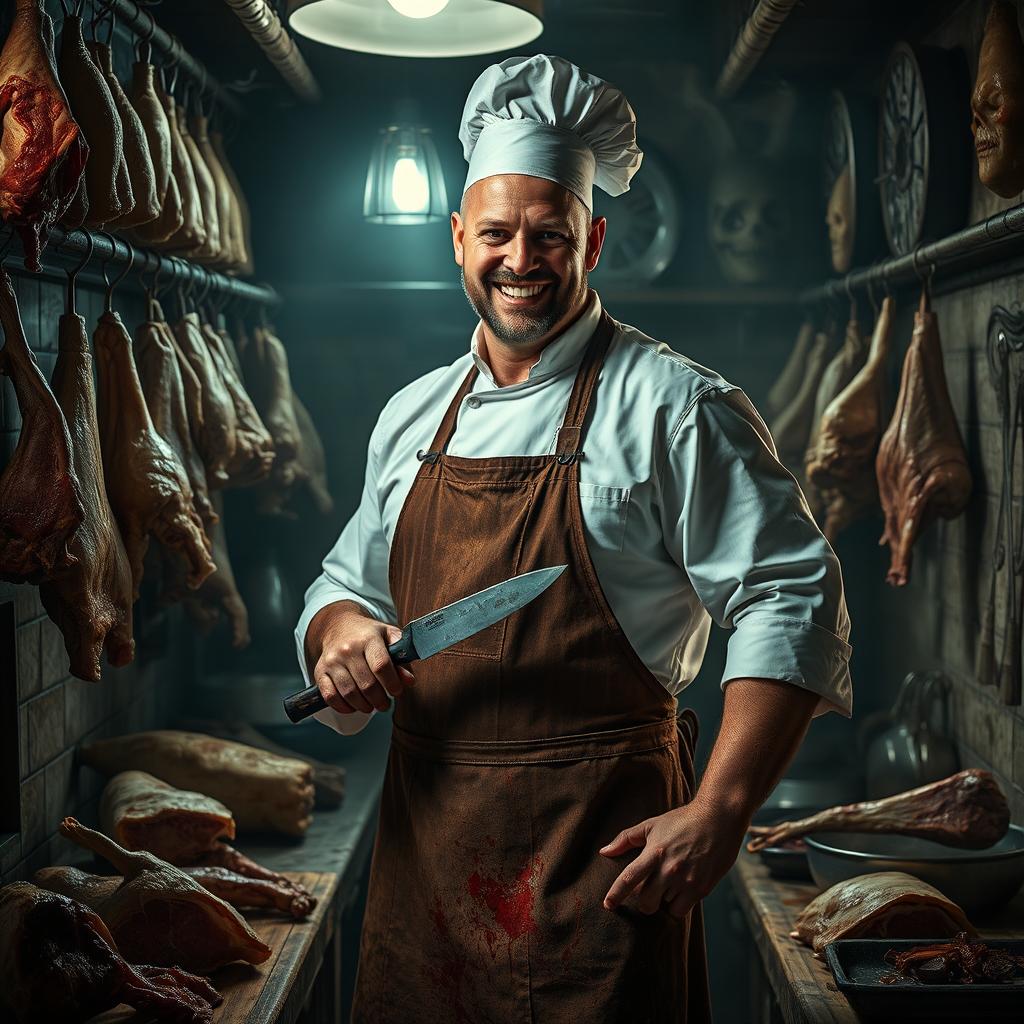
top-left (461, 269), bottom-right (586, 347)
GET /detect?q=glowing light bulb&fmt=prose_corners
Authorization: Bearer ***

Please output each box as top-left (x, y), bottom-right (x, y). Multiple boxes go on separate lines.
top-left (391, 156), bottom-right (429, 213)
top-left (386, 0), bottom-right (450, 18)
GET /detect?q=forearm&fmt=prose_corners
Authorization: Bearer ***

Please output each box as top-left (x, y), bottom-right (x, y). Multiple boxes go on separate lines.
top-left (692, 677), bottom-right (818, 823)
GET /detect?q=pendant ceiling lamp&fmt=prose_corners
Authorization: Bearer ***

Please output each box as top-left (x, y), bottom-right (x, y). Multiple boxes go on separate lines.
top-left (364, 125), bottom-right (449, 224)
top-left (288, 0), bottom-right (543, 58)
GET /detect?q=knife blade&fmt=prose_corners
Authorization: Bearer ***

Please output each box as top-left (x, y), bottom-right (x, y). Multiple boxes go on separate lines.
top-left (283, 564), bottom-right (567, 723)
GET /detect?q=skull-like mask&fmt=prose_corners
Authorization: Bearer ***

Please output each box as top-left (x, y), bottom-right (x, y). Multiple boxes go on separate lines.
top-left (708, 161), bottom-right (792, 285)
top-left (826, 164), bottom-right (854, 273)
top-left (971, 1), bottom-right (1024, 199)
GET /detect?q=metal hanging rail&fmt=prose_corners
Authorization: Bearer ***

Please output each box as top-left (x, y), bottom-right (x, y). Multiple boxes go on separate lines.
top-left (3, 226), bottom-right (280, 307)
top-left (108, 0), bottom-right (244, 117)
top-left (221, 0), bottom-right (320, 103)
top-left (799, 201), bottom-right (1024, 306)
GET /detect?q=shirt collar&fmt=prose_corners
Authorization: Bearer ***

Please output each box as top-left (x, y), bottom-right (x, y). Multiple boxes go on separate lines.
top-left (470, 291), bottom-right (603, 387)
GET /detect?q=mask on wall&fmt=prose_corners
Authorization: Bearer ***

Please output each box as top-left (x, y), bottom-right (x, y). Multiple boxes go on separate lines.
top-left (826, 164), bottom-right (854, 273)
top-left (972, 1), bottom-right (1024, 199)
top-left (708, 161), bottom-right (792, 285)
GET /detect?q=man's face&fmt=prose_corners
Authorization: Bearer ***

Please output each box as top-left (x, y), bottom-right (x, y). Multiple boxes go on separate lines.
top-left (452, 174), bottom-right (606, 347)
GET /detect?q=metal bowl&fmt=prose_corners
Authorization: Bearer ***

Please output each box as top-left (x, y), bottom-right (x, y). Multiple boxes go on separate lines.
top-left (805, 825), bottom-right (1024, 914)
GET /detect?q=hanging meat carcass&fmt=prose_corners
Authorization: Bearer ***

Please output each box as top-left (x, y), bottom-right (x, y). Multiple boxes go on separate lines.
top-left (809, 295), bottom-right (895, 491)
top-left (94, 309), bottom-right (213, 597)
top-left (0, 882), bottom-right (221, 1024)
top-left (157, 83), bottom-right (205, 251)
top-left (58, 13), bottom-right (130, 227)
top-left (0, 269), bottom-right (84, 582)
top-left (87, 41), bottom-right (158, 228)
top-left (210, 128), bottom-right (253, 274)
top-left (0, 0), bottom-right (87, 270)
top-left (39, 307), bottom-right (134, 681)
top-left (876, 290), bottom-right (972, 586)
top-left (133, 310), bottom-right (217, 534)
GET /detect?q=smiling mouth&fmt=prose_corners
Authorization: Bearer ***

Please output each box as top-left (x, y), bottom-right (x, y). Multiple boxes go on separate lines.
top-left (491, 281), bottom-right (552, 304)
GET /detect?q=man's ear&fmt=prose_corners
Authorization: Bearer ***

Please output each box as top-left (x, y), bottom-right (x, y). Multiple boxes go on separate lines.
top-left (452, 210), bottom-right (465, 267)
top-left (585, 215), bottom-right (608, 273)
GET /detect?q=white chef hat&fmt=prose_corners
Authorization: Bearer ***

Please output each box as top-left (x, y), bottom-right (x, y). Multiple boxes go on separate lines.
top-left (459, 54), bottom-right (643, 211)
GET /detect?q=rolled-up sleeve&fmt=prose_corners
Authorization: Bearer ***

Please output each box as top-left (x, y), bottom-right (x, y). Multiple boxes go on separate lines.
top-left (293, 413), bottom-right (397, 735)
top-left (662, 386), bottom-right (853, 717)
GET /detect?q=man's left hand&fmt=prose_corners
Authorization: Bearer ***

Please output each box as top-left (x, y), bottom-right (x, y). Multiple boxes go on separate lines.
top-left (599, 799), bottom-right (747, 919)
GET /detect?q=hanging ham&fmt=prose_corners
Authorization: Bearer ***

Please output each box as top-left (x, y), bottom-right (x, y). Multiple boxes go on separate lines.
top-left (87, 41), bottom-right (157, 228)
top-left (765, 321), bottom-right (815, 422)
top-left (174, 312), bottom-right (237, 487)
top-left (293, 388), bottom-right (334, 516)
top-left (876, 290), bottom-right (972, 586)
top-left (133, 311), bottom-right (217, 533)
top-left (157, 84), bottom-right (204, 251)
top-left (0, 882), bottom-right (221, 1024)
top-left (193, 113), bottom-right (236, 268)
top-left (94, 309), bottom-right (213, 597)
top-left (58, 14), bottom-right (128, 227)
top-left (178, 109), bottom-right (220, 262)
top-left (210, 128), bottom-right (252, 274)
top-left (201, 318), bottom-right (273, 486)
top-left (768, 329), bottom-right (832, 470)
top-left (0, 0), bottom-right (86, 270)
top-left (809, 297), bottom-right (895, 488)
top-left (0, 269), bottom-right (84, 582)
top-left (39, 307), bottom-right (134, 681)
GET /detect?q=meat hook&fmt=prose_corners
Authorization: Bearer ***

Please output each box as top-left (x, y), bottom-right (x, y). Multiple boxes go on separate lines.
top-left (97, 231), bottom-right (132, 313)
top-left (911, 244), bottom-right (937, 306)
top-left (139, 250), bottom-right (167, 303)
top-left (134, 5), bottom-right (156, 64)
top-left (65, 230), bottom-right (94, 317)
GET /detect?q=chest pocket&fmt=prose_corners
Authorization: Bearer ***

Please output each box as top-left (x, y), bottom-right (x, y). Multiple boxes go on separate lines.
top-left (578, 483), bottom-right (630, 553)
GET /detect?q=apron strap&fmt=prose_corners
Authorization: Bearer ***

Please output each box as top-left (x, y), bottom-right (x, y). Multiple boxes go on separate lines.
top-left (554, 311), bottom-right (616, 463)
top-left (417, 366), bottom-right (479, 462)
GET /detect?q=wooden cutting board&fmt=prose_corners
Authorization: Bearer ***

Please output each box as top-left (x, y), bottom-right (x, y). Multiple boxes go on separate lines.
top-left (88, 871), bottom-right (338, 1024)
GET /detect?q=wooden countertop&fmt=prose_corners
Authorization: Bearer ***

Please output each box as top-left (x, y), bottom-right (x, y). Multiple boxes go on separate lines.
top-left (90, 871), bottom-right (337, 1024)
top-left (730, 850), bottom-right (1024, 1024)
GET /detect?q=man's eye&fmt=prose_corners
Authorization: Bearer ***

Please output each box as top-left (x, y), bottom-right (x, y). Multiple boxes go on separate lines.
top-left (539, 232), bottom-right (564, 241)
top-left (484, 230), bottom-right (505, 239)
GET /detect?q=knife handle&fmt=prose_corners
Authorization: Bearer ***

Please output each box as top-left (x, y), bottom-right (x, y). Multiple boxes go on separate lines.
top-left (282, 630), bottom-right (418, 723)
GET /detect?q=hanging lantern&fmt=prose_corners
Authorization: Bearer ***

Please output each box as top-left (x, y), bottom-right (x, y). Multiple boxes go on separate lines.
top-left (288, 0), bottom-right (543, 58)
top-left (364, 125), bottom-right (448, 225)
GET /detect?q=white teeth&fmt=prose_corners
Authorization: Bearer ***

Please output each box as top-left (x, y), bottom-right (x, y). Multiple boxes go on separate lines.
top-left (498, 284), bottom-right (546, 299)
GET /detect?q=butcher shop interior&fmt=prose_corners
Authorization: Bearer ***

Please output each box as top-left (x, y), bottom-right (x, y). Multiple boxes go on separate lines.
top-left (4, 0), bottom-right (1024, 1021)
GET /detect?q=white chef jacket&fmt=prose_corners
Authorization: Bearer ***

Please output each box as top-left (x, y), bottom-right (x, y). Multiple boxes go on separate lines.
top-left (296, 292), bottom-right (853, 735)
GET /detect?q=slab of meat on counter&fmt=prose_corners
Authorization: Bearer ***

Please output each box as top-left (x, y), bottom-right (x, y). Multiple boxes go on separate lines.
top-left (792, 871), bottom-right (975, 956)
top-left (0, 881), bottom-right (221, 1024)
top-left (100, 770), bottom-right (235, 864)
top-left (36, 817), bottom-right (272, 974)
top-left (747, 770), bottom-right (1009, 852)
top-left (82, 729), bottom-right (314, 836)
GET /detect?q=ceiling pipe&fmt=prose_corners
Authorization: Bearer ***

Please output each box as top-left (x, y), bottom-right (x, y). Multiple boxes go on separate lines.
top-left (715, 0), bottom-right (801, 99)
top-left (221, 0), bottom-right (322, 102)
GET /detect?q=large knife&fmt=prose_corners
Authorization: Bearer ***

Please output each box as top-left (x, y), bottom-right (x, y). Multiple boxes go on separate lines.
top-left (283, 565), bottom-right (567, 723)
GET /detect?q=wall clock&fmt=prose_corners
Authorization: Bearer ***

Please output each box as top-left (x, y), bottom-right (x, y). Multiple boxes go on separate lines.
top-left (877, 43), bottom-right (971, 257)
top-left (824, 90), bottom-right (884, 273)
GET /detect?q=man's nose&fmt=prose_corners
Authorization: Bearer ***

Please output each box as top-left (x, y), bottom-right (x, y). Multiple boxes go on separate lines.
top-left (503, 235), bottom-right (539, 277)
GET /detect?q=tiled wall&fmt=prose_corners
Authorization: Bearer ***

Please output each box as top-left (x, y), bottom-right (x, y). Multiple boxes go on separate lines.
top-left (0, 272), bottom-right (195, 884)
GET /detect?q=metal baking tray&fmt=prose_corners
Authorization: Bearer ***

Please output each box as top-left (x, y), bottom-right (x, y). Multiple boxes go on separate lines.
top-left (825, 938), bottom-right (1024, 1022)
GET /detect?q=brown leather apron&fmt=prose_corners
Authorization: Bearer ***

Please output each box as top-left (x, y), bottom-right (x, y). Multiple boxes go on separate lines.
top-left (351, 312), bottom-right (712, 1023)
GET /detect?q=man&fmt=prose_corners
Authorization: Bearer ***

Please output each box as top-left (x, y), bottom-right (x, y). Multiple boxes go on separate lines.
top-left (296, 55), bottom-right (852, 1023)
